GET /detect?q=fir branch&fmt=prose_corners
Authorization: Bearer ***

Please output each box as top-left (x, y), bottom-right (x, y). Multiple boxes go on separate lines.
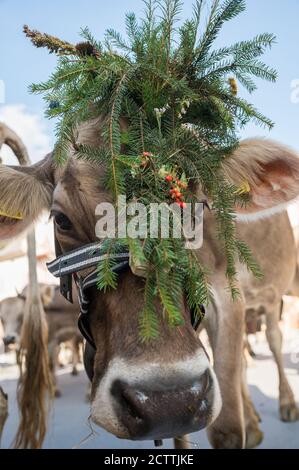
top-left (23, 25), bottom-right (76, 55)
top-left (139, 272), bottom-right (160, 341)
top-left (24, 25), bottom-right (100, 58)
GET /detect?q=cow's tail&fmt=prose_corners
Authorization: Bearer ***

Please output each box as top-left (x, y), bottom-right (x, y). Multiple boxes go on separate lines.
top-left (0, 386), bottom-right (8, 443)
top-left (14, 232), bottom-right (54, 448)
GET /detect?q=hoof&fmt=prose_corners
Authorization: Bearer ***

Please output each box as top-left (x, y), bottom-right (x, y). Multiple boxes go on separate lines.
top-left (85, 392), bottom-right (91, 403)
top-left (55, 388), bottom-right (62, 398)
top-left (280, 403), bottom-right (299, 422)
top-left (246, 425), bottom-right (263, 449)
top-left (254, 409), bottom-right (262, 423)
top-left (71, 367), bottom-right (79, 376)
top-left (208, 427), bottom-right (244, 449)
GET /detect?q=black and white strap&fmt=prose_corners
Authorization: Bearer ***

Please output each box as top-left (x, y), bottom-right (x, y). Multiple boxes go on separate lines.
top-left (46, 242), bottom-right (130, 340)
top-left (74, 260), bottom-right (130, 348)
top-left (75, 260), bottom-right (130, 315)
top-left (47, 242), bottom-right (129, 278)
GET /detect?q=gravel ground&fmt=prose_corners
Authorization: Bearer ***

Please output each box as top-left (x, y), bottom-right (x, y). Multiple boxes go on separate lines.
top-left (1, 328), bottom-right (299, 449)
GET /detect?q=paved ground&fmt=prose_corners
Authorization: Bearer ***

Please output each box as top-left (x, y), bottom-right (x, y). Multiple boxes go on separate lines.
top-left (1, 328), bottom-right (299, 449)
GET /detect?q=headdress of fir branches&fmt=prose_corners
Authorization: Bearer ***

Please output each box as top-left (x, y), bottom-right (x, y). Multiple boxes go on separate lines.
top-left (25, 0), bottom-right (277, 340)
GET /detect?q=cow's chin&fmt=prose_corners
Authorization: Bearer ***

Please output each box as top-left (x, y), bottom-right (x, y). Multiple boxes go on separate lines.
top-left (90, 353), bottom-right (222, 440)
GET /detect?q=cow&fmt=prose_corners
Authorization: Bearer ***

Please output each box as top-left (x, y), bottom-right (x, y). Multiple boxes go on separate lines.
top-left (0, 284), bottom-right (82, 395)
top-left (1, 285), bottom-right (53, 348)
top-left (1, 118), bottom-right (299, 448)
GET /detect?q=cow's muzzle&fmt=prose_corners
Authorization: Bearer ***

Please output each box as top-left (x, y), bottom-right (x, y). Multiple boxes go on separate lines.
top-left (3, 334), bottom-right (16, 346)
top-left (111, 369), bottom-right (213, 440)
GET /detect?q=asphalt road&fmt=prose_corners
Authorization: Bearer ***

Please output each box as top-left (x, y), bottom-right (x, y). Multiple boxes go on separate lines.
top-left (1, 329), bottom-right (299, 449)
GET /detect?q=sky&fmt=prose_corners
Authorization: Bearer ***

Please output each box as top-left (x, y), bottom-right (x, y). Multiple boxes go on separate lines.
top-left (0, 0), bottom-right (299, 163)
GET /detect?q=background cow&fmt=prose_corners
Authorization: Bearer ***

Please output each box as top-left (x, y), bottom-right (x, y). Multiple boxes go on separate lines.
top-left (0, 284), bottom-right (82, 395)
top-left (202, 210), bottom-right (299, 448)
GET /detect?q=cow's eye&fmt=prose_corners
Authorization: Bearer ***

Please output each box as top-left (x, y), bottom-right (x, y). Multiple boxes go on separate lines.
top-left (54, 212), bottom-right (72, 231)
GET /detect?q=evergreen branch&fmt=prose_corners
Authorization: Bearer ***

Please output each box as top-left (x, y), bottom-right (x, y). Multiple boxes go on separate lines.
top-left (194, 0), bottom-right (246, 63)
top-left (23, 25), bottom-right (76, 55)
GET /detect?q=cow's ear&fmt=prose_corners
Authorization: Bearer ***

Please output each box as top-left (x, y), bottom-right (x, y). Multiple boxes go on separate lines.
top-left (0, 156), bottom-right (54, 240)
top-left (222, 139), bottom-right (299, 221)
top-left (40, 285), bottom-right (54, 307)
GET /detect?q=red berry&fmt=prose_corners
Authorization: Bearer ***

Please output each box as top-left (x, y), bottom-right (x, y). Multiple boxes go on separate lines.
top-left (175, 200), bottom-right (186, 208)
top-left (143, 151), bottom-right (152, 157)
top-left (165, 175), bottom-right (173, 182)
top-left (175, 191), bottom-right (182, 199)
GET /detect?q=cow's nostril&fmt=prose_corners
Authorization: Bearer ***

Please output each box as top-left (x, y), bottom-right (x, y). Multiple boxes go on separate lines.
top-left (190, 369), bottom-right (211, 398)
top-left (112, 381), bottom-right (145, 422)
top-left (120, 391), bottom-right (144, 421)
top-left (3, 335), bottom-right (16, 346)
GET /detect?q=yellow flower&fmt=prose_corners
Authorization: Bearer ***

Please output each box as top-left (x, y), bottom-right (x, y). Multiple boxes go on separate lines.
top-left (228, 77), bottom-right (238, 96)
top-left (235, 180), bottom-right (251, 195)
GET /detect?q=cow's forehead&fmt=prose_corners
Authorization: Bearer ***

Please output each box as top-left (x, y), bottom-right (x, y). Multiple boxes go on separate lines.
top-left (53, 157), bottom-right (104, 186)
top-left (1, 297), bottom-right (24, 318)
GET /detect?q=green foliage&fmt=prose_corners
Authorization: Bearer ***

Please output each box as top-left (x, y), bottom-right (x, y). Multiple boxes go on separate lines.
top-left (27, 0), bottom-right (276, 339)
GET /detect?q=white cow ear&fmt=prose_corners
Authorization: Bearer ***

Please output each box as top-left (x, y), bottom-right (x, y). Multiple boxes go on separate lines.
top-left (0, 158), bottom-right (53, 240)
top-left (222, 139), bottom-right (299, 221)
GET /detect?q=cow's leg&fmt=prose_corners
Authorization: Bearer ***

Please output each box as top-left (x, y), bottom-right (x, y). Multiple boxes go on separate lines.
top-left (71, 339), bottom-right (80, 376)
top-left (205, 288), bottom-right (245, 449)
top-left (244, 335), bottom-right (256, 358)
top-left (265, 303), bottom-right (299, 422)
top-left (241, 356), bottom-right (263, 448)
top-left (48, 341), bottom-right (61, 398)
top-left (173, 436), bottom-right (190, 449)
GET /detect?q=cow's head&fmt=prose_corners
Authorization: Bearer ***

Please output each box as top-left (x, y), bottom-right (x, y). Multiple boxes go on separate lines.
top-left (0, 285), bottom-right (54, 348)
top-left (1, 121), bottom-right (299, 440)
top-left (0, 296), bottom-right (25, 348)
